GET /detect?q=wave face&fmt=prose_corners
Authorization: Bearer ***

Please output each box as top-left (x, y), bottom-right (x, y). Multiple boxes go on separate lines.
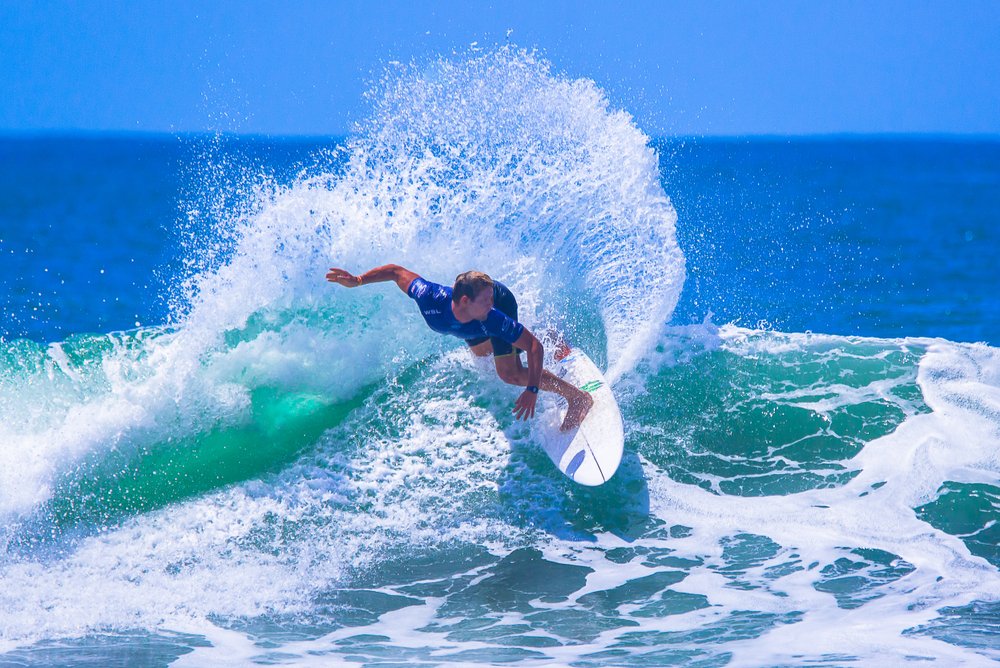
top-left (4, 50), bottom-right (1000, 667)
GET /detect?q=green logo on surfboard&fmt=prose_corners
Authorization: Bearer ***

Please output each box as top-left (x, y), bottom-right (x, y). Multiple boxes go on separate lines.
top-left (579, 380), bottom-right (603, 393)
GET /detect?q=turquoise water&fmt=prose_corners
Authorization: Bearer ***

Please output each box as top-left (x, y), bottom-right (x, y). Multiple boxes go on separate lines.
top-left (2, 49), bottom-right (1000, 667)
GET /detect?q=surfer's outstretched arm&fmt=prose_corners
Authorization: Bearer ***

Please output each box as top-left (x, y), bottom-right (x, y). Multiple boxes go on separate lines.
top-left (326, 265), bottom-right (418, 293)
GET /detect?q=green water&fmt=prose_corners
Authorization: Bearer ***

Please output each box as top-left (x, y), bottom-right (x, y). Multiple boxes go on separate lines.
top-left (631, 337), bottom-right (929, 496)
top-left (41, 385), bottom-right (372, 529)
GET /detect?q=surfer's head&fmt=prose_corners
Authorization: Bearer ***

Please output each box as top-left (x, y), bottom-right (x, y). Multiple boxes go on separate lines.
top-left (453, 271), bottom-right (495, 319)
top-left (453, 271), bottom-right (494, 304)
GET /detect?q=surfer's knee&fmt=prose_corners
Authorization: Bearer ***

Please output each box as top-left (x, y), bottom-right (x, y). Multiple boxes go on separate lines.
top-left (495, 366), bottom-right (519, 385)
top-left (494, 358), bottom-right (525, 385)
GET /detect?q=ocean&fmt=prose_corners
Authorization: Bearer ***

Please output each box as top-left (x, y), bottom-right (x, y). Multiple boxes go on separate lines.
top-left (2, 49), bottom-right (1000, 667)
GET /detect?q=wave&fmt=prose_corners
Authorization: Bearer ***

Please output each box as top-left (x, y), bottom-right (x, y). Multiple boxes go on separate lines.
top-left (1, 47), bottom-right (683, 531)
top-left (4, 48), bottom-right (1000, 666)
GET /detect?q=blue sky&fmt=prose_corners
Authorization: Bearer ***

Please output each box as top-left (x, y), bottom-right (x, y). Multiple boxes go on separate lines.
top-left (2, 1), bottom-right (998, 137)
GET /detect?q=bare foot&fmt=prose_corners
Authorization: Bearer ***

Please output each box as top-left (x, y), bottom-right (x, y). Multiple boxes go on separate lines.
top-left (560, 390), bottom-right (594, 432)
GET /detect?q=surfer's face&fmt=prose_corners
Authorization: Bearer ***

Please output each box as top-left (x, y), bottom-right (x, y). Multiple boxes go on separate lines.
top-left (466, 287), bottom-right (494, 320)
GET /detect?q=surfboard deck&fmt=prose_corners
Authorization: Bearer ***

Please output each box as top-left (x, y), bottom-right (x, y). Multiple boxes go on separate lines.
top-left (540, 348), bottom-right (624, 486)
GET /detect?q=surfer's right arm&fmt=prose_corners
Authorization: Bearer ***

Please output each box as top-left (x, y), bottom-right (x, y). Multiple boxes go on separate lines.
top-left (326, 265), bottom-right (419, 293)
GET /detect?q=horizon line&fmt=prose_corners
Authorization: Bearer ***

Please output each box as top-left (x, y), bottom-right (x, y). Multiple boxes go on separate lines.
top-left (1, 129), bottom-right (998, 142)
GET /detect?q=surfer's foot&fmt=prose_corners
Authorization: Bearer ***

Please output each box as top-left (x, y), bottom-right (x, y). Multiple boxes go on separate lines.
top-left (560, 391), bottom-right (594, 431)
top-left (543, 330), bottom-right (572, 362)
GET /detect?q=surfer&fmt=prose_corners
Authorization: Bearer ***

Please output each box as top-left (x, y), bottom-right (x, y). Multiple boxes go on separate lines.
top-left (326, 265), bottom-right (593, 431)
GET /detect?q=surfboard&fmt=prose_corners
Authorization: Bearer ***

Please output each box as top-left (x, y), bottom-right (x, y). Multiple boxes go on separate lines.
top-left (540, 348), bottom-right (624, 486)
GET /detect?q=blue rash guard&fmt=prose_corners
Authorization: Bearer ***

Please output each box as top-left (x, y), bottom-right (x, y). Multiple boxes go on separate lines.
top-left (407, 277), bottom-right (524, 351)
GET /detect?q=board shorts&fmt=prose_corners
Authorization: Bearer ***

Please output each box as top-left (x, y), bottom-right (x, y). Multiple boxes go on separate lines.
top-left (467, 282), bottom-right (520, 357)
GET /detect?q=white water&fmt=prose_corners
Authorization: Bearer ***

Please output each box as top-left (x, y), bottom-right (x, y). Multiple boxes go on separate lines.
top-left (3, 50), bottom-right (1000, 667)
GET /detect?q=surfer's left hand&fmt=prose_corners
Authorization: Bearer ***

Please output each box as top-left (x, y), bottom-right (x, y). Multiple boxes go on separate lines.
top-left (513, 389), bottom-right (538, 421)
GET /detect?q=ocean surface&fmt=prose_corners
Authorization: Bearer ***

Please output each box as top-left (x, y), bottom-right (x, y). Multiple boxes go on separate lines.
top-left (2, 50), bottom-right (1000, 667)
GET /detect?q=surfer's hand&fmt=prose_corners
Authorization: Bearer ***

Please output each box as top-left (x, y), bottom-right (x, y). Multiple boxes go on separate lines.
top-left (513, 389), bottom-right (538, 421)
top-left (326, 268), bottom-right (362, 287)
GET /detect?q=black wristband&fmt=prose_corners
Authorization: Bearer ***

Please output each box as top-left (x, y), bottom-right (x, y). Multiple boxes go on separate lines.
top-left (526, 385), bottom-right (539, 394)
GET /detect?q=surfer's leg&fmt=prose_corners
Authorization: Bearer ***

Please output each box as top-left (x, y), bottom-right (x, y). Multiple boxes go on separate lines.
top-left (493, 355), bottom-right (593, 431)
top-left (466, 339), bottom-right (495, 374)
top-left (544, 370), bottom-right (593, 431)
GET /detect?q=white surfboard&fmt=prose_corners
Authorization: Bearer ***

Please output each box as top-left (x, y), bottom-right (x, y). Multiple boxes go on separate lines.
top-left (540, 348), bottom-right (624, 486)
